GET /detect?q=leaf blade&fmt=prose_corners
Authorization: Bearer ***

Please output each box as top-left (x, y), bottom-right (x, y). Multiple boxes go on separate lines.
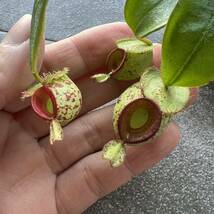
top-left (30, 0), bottom-right (49, 82)
top-left (125, 0), bottom-right (178, 37)
top-left (162, 0), bottom-right (214, 87)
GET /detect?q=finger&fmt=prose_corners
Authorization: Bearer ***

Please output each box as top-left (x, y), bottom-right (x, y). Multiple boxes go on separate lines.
top-left (0, 41), bottom-right (32, 111)
top-left (2, 14), bottom-right (31, 45)
top-left (38, 106), bottom-right (114, 174)
top-left (0, 15), bottom-right (34, 112)
top-left (1, 22), bottom-right (131, 113)
top-left (0, 111), bottom-right (13, 155)
top-left (55, 123), bottom-right (180, 214)
top-left (1, 14), bottom-right (46, 113)
top-left (43, 22), bottom-right (133, 79)
top-left (15, 44), bottom-right (162, 139)
top-left (187, 87), bottom-right (199, 107)
top-left (153, 43), bottom-right (162, 68)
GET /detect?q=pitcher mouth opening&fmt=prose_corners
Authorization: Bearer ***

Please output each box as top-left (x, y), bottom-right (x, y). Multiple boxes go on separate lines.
top-left (118, 97), bottom-right (162, 144)
top-left (31, 86), bottom-right (58, 120)
top-left (106, 48), bottom-right (127, 75)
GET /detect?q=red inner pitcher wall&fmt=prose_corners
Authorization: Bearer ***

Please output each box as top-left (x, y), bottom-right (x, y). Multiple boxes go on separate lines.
top-left (31, 86), bottom-right (58, 120)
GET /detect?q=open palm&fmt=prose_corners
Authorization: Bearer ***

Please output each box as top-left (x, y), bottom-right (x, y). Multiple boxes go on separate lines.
top-left (0, 15), bottom-right (187, 214)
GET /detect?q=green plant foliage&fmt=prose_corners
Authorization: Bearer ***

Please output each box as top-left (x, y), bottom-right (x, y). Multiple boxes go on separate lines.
top-left (162, 0), bottom-right (214, 87)
top-left (30, 0), bottom-right (49, 82)
top-left (125, 0), bottom-right (178, 37)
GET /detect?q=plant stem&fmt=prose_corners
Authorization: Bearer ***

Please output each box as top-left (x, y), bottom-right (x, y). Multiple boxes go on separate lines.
top-left (33, 70), bottom-right (43, 83)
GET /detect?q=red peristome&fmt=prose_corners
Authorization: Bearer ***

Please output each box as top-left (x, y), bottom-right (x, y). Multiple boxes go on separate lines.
top-left (118, 97), bottom-right (162, 144)
top-left (31, 86), bottom-right (58, 120)
top-left (106, 48), bottom-right (127, 75)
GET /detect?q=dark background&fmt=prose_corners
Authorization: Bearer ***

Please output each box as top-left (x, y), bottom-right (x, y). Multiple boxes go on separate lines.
top-left (0, 0), bottom-right (214, 213)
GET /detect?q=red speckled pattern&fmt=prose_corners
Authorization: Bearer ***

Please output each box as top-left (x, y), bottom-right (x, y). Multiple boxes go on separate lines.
top-left (48, 75), bottom-right (82, 126)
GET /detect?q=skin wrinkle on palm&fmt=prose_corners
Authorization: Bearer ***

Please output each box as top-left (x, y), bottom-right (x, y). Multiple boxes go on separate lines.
top-left (0, 1), bottom-right (213, 214)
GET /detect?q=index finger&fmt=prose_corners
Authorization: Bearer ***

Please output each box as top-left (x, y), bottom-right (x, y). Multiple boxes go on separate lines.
top-left (43, 22), bottom-right (133, 79)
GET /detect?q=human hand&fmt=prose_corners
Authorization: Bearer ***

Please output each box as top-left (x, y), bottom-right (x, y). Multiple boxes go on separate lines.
top-left (0, 15), bottom-right (196, 214)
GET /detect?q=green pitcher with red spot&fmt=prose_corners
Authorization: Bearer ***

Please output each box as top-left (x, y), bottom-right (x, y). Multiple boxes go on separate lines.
top-left (23, 69), bottom-right (82, 144)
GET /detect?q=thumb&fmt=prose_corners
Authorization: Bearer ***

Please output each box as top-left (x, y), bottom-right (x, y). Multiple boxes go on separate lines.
top-left (0, 15), bottom-right (45, 112)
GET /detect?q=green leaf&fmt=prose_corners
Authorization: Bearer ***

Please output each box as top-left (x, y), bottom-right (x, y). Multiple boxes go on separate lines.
top-left (103, 140), bottom-right (126, 167)
top-left (162, 0), bottom-right (214, 87)
top-left (30, 0), bottom-right (49, 82)
top-left (125, 0), bottom-right (178, 37)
